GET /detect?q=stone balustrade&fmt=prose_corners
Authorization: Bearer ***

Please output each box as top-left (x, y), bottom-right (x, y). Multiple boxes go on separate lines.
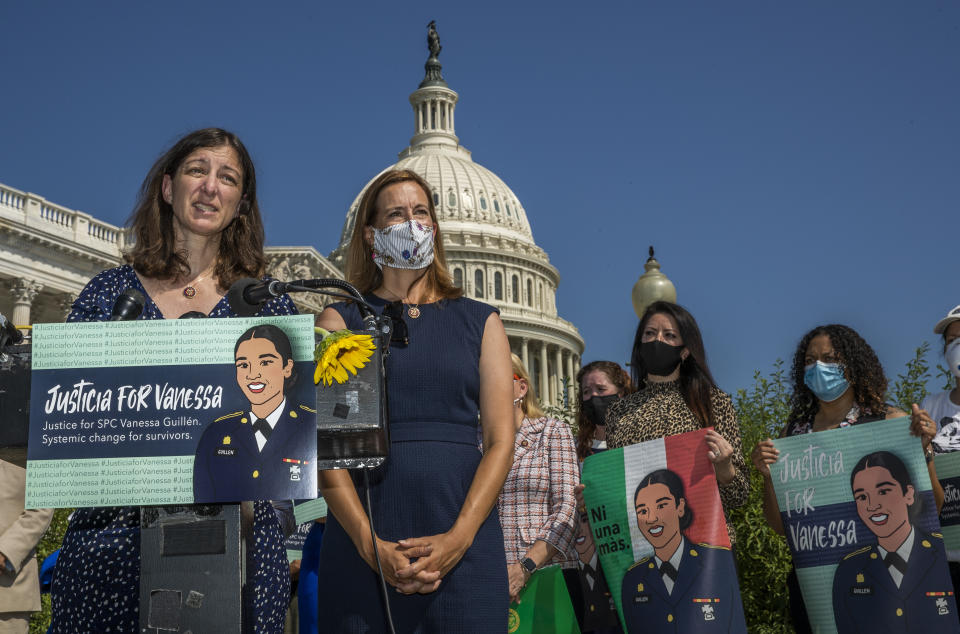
top-left (0, 182), bottom-right (126, 259)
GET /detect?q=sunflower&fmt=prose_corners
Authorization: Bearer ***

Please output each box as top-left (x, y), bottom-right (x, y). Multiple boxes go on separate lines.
top-left (314, 328), bottom-right (376, 386)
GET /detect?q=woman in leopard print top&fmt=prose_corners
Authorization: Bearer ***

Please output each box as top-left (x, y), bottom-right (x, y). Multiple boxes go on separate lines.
top-left (605, 302), bottom-right (750, 534)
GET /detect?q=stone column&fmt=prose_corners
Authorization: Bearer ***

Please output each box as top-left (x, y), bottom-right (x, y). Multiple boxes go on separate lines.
top-left (58, 295), bottom-right (76, 320)
top-left (539, 342), bottom-right (549, 407)
top-left (566, 351), bottom-right (576, 405)
top-left (520, 337), bottom-right (529, 371)
top-left (9, 278), bottom-right (43, 332)
top-left (554, 346), bottom-right (565, 406)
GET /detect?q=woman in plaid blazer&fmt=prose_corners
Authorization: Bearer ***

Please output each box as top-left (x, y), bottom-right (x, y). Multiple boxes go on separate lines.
top-left (498, 354), bottom-right (579, 603)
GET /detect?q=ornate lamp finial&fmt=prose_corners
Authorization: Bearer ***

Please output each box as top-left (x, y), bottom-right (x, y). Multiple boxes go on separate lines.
top-left (420, 21), bottom-right (447, 87)
top-left (631, 245), bottom-right (677, 319)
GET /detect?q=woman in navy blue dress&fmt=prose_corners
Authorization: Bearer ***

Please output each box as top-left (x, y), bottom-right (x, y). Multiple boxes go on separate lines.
top-left (50, 128), bottom-right (295, 633)
top-left (315, 169), bottom-right (515, 632)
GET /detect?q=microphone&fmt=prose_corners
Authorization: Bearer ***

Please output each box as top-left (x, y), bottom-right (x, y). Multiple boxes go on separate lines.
top-left (110, 288), bottom-right (146, 321)
top-left (227, 277), bottom-right (380, 329)
top-left (287, 279), bottom-right (377, 327)
top-left (179, 311), bottom-right (207, 319)
top-left (0, 312), bottom-right (23, 348)
top-left (226, 278), bottom-right (285, 317)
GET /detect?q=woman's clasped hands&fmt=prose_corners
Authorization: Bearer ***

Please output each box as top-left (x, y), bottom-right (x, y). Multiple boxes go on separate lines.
top-left (363, 530), bottom-right (471, 595)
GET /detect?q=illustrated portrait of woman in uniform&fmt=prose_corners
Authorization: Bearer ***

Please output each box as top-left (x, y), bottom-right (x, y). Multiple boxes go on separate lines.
top-left (620, 469), bottom-right (746, 633)
top-left (832, 450), bottom-right (957, 631)
top-left (193, 324), bottom-right (316, 502)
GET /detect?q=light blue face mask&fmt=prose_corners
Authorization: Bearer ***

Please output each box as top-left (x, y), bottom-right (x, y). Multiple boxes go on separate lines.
top-left (803, 361), bottom-right (850, 402)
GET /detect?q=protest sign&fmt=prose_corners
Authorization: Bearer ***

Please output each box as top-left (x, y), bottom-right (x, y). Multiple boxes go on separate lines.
top-left (286, 521), bottom-right (314, 562)
top-left (288, 498), bottom-right (328, 562)
top-left (935, 452), bottom-right (960, 561)
top-left (25, 315), bottom-right (316, 507)
top-left (507, 565), bottom-right (579, 634)
top-left (770, 417), bottom-right (958, 633)
top-left (581, 428), bottom-right (746, 633)
top-left (568, 508), bottom-right (620, 631)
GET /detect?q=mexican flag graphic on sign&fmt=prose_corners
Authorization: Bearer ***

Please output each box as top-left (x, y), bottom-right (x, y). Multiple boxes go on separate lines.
top-left (581, 428), bottom-right (747, 633)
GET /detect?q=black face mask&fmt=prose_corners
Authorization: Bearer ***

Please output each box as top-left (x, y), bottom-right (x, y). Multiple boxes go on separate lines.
top-left (639, 340), bottom-right (685, 377)
top-left (583, 394), bottom-right (619, 426)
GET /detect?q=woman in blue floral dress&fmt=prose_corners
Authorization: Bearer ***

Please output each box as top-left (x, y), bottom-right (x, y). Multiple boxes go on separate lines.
top-left (50, 128), bottom-right (295, 634)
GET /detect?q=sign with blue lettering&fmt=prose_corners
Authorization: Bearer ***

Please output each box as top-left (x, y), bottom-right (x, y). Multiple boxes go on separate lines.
top-left (25, 316), bottom-right (317, 508)
top-left (771, 418), bottom-right (958, 633)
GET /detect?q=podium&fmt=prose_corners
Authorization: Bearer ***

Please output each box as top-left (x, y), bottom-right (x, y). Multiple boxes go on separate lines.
top-left (139, 504), bottom-right (245, 634)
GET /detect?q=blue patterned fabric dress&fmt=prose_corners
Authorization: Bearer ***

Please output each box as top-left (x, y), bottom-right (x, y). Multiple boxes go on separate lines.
top-left (316, 295), bottom-right (509, 633)
top-left (50, 265), bottom-right (296, 634)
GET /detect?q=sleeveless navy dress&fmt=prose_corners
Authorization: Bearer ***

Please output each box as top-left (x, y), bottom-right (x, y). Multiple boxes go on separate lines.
top-left (316, 295), bottom-right (508, 633)
top-left (50, 265), bottom-right (295, 634)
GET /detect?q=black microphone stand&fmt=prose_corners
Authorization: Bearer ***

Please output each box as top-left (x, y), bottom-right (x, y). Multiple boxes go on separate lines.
top-left (276, 279), bottom-right (399, 634)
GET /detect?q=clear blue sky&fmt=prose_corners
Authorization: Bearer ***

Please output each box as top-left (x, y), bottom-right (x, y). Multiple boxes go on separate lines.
top-left (2, 1), bottom-right (957, 398)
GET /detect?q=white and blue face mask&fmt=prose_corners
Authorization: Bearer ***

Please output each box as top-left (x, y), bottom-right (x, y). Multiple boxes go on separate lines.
top-left (946, 339), bottom-right (960, 379)
top-left (803, 361), bottom-right (850, 402)
top-left (371, 220), bottom-right (435, 270)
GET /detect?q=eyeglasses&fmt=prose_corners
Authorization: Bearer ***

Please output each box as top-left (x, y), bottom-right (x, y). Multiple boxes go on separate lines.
top-left (382, 301), bottom-right (409, 348)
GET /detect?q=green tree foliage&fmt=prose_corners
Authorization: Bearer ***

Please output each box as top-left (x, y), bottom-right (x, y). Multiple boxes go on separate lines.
top-left (543, 378), bottom-right (577, 430)
top-left (889, 342), bottom-right (932, 413)
top-left (729, 361), bottom-right (795, 633)
top-left (938, 363), bottom-right (955, 392)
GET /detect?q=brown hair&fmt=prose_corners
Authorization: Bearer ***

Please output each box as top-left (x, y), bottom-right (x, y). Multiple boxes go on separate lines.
top-left (345, 169), bottom-right (461, 300)
top-left (511, 353), bottom-right (545, 419)
top-left (575, 360), bottom-right (635, 460)
top-left (631, 301), bottom-right (718, 427)
top-left (125, 128), bottom-right (266, 289)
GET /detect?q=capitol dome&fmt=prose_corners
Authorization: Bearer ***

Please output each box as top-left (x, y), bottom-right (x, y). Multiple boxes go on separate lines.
top-left (330, 29), bottom-right (583, 406)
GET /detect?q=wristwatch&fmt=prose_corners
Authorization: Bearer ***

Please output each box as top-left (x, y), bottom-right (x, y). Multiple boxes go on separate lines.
top-left (521, 557), bottom-right (537, 576)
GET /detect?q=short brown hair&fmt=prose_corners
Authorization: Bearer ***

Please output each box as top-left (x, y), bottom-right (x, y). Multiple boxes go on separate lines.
top-left (345, 169), bottom-right (461, 300)
top-left (125, 128), bottom-right (266, 289)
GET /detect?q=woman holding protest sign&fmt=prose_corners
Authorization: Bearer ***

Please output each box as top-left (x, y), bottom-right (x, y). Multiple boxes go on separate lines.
top-left (911, 305), bottom-right (960, 618)
top-left (750, 323), bottom-right (941, 632)
top-left (314, 169), bottom-right (515, 632)
top-left (605, 301), bottom-right (750, 529)
top-left (50, 128), bottom-right (296, 634)
top-left (569, 360), bottom-right (634, 633)
top-left (912, 305), bottom-right (960, 453)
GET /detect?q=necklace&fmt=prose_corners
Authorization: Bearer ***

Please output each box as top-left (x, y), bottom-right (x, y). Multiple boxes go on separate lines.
top-left (381, 285), bottom-right (425, 319)
top-left (182, 267), bottom-right (215, 299)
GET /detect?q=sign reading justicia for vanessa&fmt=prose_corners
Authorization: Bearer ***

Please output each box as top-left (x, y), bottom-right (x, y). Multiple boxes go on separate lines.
top-left (25, 315), bottom-right (317, 508)
top-left (770, 418), bottom-right (959, 634)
